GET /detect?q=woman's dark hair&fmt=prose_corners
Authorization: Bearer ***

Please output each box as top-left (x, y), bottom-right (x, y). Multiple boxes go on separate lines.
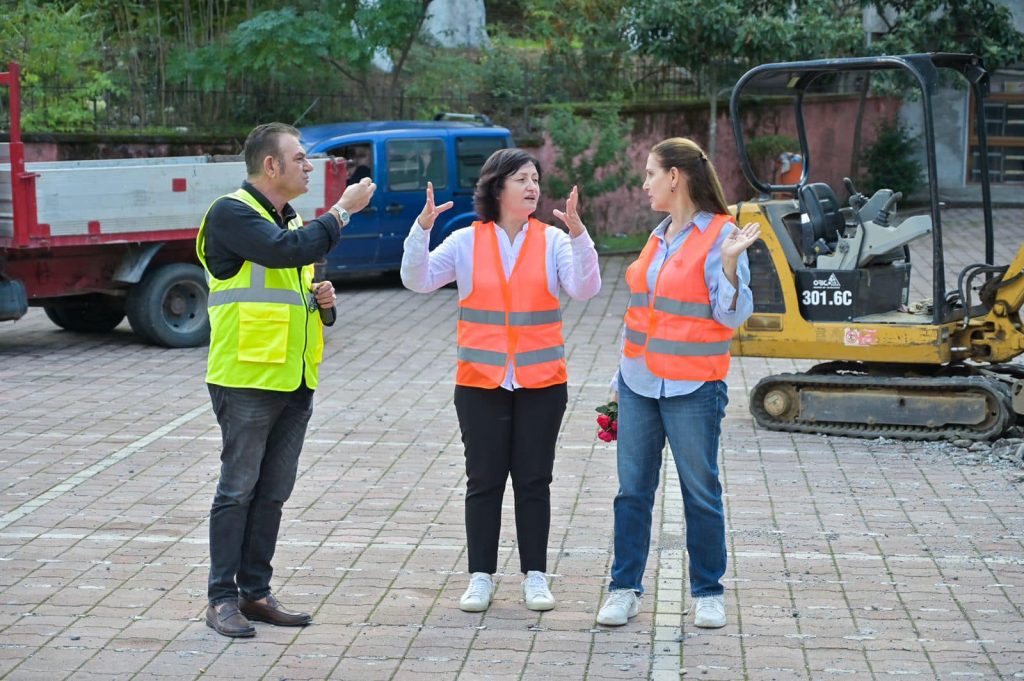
top-left (473, 148), bottom-right (542, 223)
top-left (651, 137), bottom-right (729, 215)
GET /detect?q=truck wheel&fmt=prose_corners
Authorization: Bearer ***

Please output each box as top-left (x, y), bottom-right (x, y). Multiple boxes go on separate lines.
top-left (43, 295), bottom-right (126, 333)
top-left (126, 263), bottom-right (209, 348)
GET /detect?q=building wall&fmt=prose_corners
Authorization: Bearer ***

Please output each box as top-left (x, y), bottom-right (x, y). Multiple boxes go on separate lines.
top-left (898, 83), bottom-right (971, 196)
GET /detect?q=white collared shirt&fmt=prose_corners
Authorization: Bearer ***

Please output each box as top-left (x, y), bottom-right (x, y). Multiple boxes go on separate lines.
top-left (401, 219), bottom-right (602, 389)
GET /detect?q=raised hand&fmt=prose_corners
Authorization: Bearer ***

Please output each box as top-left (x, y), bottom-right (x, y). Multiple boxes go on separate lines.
top-left (417, 181), bottom-right (454, 230)
top-left (721, 222), bottom-right (761, 262)
top-left (337, 177), bottom-right (377, 215)
top-left (552, 185), bottom-right (586, 237)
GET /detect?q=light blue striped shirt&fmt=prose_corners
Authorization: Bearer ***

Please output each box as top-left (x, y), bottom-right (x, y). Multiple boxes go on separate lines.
top-left (618, 212), bottom-right (753, 398)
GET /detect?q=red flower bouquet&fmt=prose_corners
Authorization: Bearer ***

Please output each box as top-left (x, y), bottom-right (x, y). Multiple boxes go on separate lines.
top-left (596, 401), bottom-right (618, 442)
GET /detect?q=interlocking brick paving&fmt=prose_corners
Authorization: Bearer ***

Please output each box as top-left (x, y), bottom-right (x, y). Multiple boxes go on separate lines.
top-left (1, 208), bottom-right (1022, 680)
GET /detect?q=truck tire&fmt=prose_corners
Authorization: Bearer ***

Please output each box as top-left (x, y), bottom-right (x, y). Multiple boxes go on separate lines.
top-left (126, 263), bottom-right (209, 348)
top-left (43, 295), bottom-right (126, 333)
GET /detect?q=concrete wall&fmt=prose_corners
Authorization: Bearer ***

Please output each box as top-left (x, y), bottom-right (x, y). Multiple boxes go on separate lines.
top-left (425, 0), bottom-right (488, 47)
top-left (898, 85), bottom-right (970, 197)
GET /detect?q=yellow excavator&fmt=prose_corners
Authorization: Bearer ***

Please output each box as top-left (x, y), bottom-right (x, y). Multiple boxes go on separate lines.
top-left (728, 53), bottom-right (1024, 441)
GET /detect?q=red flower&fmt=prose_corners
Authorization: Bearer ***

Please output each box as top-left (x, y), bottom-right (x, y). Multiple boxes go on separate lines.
top-left (595, 400), bottom-right (619, 443)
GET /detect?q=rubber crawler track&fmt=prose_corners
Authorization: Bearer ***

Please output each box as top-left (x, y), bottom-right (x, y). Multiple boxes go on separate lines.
top-left (749, 372), bottom-right (1014, 441)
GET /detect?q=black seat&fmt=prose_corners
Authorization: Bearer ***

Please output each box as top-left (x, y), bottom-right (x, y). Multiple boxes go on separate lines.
top-left (798, 183), bottom-right (845, 263)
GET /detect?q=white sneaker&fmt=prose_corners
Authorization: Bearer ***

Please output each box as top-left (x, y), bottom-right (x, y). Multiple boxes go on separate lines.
top-left (522, 571), bottom-right (555, 611)
top-left (596, 589), bottom-right (640, 626)
top-left (459, 572), bottom-right (494, 612)
top-left (693, 594), bottom-right (726, 628)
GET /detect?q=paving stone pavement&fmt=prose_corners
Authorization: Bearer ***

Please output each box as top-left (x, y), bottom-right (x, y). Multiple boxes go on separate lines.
top-left (1, 208), bottom-right (1023, 681)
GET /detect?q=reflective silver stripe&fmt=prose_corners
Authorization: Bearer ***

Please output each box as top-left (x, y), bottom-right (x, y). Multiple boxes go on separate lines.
top-left (251, 264), bottom-right (266, 289)
top-left (647, 338), bottom-right (732, 357)
top-left (625, 328), bottom-right (647, 345)
top-left (208, 262), bottom-right (307, 307)
top-left (459, 309), bottom-right (562, 326)
top-left (457, 347), bottom-right (508, 366)
top-left (459, 308), bottom-right (506, 325)
top-left (509, 309), bottom-right (561, 326)
top-left (653, 297), bottom-right (713, 319)
top-left (208, 288), bottom-right (306, 307)
top-left (628, 292), bottom-right (649, 308)
top-left (514, 345), bottom-right (565, 367)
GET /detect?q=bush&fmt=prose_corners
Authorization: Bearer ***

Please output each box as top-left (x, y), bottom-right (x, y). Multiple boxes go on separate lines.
top-left (542, 106), bottom-right (632, 227)
top-left (861, 120), bottom-right (923, 197)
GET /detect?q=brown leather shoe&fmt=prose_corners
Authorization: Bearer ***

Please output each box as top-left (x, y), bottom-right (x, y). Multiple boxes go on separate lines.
top-left (238, 594), bottom-right (312, 626)
top-left (205, 602), bottom-right (255, 638)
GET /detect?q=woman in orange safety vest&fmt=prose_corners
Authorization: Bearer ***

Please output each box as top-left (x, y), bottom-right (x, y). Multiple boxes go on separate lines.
top-left (401, 148), bottom-right (601, 614)
top-left (595, 138), bottom-right (761, 630)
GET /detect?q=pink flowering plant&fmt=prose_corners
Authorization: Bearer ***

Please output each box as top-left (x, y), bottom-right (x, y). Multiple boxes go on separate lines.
top-left (595, 400), bottom-right (618, 442)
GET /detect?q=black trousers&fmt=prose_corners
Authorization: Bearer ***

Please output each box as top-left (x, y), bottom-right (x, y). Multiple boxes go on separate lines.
top-left (207, 383), bottom-right (313, 605)
top-left (453, 382), bottom-right (568, 574)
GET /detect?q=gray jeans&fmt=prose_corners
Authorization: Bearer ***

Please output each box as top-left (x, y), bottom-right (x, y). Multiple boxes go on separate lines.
top-left (207, 383), bottom-right (313, 605)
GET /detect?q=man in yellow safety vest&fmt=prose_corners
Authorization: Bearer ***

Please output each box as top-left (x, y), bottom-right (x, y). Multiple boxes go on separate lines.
top-left (196, 122), bottom-right (375, 638)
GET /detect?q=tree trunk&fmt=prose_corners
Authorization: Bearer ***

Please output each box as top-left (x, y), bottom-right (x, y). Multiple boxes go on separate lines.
top-left (849, 72), bottom-right (872, 182)
top-left (157, 0), bottom-right (166, 126)
top-left (707, 64), bottom-right (719, 161)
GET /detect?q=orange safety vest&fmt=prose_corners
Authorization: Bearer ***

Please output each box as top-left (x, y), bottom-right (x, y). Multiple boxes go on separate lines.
top-left (456, 219), bottom-right (567, 389)
top-left (623, 213), bottom-right (735, 381)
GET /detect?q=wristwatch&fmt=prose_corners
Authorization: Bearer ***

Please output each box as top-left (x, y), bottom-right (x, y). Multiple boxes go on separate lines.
top-left (332, 206), bottom-right (350, 227)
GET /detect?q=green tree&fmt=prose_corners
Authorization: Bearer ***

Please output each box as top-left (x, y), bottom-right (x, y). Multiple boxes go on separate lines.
top-left (0, 2), bottom-right (117, 131)
top-left (848, 0), bottom-right (1024, 177)
top-left (523, 0), bottom-right (632, 101)
top-left (542, 106), bottom-right (632, 228)
top-left (860, 119), bottom-right (923, 196)
top-left (868, 0), bottom-right (1024, 67)
top-left (624, 0), bottom-right (865, 159)
top-left (168, 0), bottom-right (433, 118)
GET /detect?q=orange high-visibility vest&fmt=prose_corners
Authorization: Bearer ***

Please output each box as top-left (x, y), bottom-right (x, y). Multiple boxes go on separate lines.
top-left (623, 213), bottom-right (735, 381)
top-left (456, 219), bottom-right (567, 389)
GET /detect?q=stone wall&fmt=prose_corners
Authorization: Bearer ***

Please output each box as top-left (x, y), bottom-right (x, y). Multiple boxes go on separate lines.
top-left (526, 95), bottom-right (901, 235)
top-left (18, 94), bottom-right (902, 236)
top-left (22, 134), bottom-right (245, 163)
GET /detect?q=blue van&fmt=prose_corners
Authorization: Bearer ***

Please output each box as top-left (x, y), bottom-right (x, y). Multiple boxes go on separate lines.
top-left (300, 116), bottom-right (513, 277)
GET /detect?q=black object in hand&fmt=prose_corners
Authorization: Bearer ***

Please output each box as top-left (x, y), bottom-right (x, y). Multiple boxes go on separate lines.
top-left (313, 259), bottom-right (337, 326)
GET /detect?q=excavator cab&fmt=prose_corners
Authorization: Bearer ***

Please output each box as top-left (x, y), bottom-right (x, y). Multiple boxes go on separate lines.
top-left (729, 53), bottom-right (1024, 440)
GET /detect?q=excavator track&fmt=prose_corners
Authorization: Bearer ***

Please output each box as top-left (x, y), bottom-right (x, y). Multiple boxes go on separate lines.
top-left (750, 371), bottom-right (1014, 441)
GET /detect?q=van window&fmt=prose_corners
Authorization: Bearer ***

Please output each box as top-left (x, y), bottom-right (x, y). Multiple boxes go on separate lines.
top-left (456, 136), bottom-right (508, 188)
top-left (327, 143), bottom-right (373, 185)
top-left (386, 139), bottom-right (447, 191)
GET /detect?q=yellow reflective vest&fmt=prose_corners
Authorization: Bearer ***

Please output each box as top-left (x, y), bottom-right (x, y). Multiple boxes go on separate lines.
top-left (196, 188), bottom-right (324, 391)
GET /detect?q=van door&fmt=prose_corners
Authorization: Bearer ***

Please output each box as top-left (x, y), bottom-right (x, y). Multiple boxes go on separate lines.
top-left (322, 140), bottom-right (380, 275)
top-left (377, 137), bottom-right (449, 268)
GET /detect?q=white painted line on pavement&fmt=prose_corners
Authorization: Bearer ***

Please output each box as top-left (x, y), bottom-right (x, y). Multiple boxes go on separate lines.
top-left (0, 404), bottom-right (210, 530)
top-left (1, 529), bottom-right (1022, 567)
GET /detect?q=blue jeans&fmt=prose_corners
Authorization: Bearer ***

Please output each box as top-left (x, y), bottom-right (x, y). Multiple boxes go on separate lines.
top-left (610, 376), bottom-right (728, 597)
top-left (207, 383), bottom-right (313, 605)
